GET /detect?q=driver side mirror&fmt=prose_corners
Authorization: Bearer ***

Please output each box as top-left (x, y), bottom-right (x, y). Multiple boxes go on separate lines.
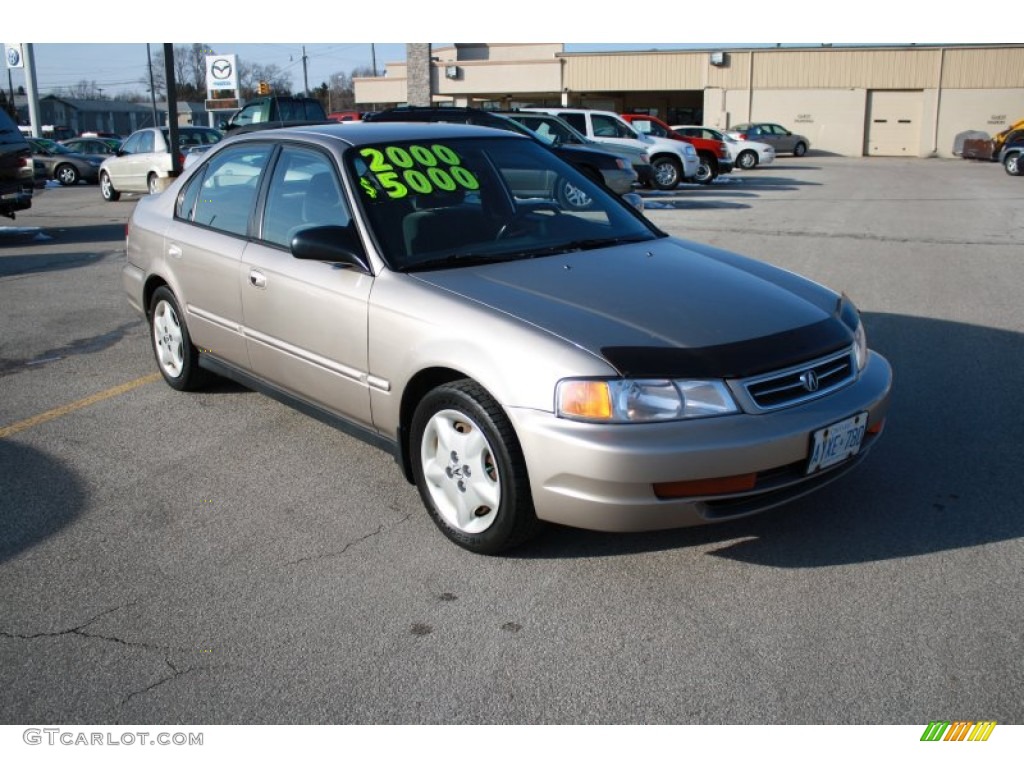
top-left (291, 225), bottom-right (371, 273)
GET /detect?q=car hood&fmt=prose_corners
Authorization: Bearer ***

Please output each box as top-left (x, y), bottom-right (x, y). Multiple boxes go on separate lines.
top-left (410, 237), bottom-right (853, 379)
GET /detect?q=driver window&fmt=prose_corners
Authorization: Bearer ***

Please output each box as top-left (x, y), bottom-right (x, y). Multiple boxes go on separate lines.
top-left (261, 147), bottom-right (350, 249)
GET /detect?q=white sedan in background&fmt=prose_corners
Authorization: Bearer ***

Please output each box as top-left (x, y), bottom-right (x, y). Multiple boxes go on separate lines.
top-left (673, 126), bottom-right (776, 170)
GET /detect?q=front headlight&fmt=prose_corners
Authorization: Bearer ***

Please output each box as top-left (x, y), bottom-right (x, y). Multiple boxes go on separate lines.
top-left (839, 294), bottom-right (868, 371)
top-left (853, 321), bottom-right (868, 371)
top-left (556, 378), bottom-right (739, 423)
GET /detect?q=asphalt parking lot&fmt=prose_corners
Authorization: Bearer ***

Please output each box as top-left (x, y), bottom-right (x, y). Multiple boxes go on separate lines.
top-left (1, 156), bottom-right (1022, 726)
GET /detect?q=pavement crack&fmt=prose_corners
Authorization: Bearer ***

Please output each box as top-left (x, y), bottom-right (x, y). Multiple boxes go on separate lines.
top-left (117, 657), bottom-right (196, 709)
top-left (0, 603), bottom-right (129, 641)
top-left (283, 523), bottom-right (387, 567)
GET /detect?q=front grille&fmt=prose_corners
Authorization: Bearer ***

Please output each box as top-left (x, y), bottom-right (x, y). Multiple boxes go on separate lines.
top-left (742, 348), bottom-right (855, 411)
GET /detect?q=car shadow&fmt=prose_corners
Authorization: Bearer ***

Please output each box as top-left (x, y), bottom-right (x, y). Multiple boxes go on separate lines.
top-left (0, 442), bottom-right (86, 564)
top-left (509, 311), bottom-right (1024, 566)
top-left (0, 250), bottom-right (111, 277)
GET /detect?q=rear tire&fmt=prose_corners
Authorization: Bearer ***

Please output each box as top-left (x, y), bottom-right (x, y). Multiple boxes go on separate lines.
top-left (149, 286), bottom-right (212, 392)
top-left (147, 173), bottom-right (160, 195)
top-left (737, 150), bottom-right (758, 170)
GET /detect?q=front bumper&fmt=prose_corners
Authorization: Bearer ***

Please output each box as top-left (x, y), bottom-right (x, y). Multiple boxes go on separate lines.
top-left (509, 351), bottom-right (892, 532)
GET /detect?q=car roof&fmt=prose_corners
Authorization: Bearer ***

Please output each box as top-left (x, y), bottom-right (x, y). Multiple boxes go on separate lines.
top-left (223, 121), bottom-right (527, 148)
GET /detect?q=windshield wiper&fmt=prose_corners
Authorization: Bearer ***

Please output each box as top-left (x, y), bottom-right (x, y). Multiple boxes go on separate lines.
top-left (401, 252), bottom-right (505, 272)
top-left (507, 235), bottom-right (657, 259)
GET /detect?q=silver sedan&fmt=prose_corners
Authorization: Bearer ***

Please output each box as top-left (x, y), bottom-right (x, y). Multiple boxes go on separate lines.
top-left (122, 122), bottom-right (890, 553)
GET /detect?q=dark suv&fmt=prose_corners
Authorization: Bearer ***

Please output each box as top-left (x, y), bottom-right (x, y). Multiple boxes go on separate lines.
top-left (0, 109), bottom-right (34, 219)
top-left (363, 106), bottom-right (639, 198)
top-left (221, 96), bottom-right (330, 135)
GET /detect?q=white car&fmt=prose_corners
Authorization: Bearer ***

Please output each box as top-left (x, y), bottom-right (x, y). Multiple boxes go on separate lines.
top-left (673, 126), bottom-right (775, 171)
top-left (524, 108), bottom-right (700, 190)
top-left (99, 126), bottom-right (222, 199)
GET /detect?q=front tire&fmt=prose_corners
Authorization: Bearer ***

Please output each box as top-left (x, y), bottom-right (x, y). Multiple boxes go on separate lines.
top-left (56, 164), bottom-right (79, 186)
top-left (410, 380), bottom-right (543, 554)
top-left (651, 156), bottom-right (682, 190)
top-left (100, 171), bottom-right (120, 201)
top-left (737, 150), bottom-right (758, 170)
top-left (793, 142), bottom-right (808, 157)
top-left (149, 286), bottom-right (211, 391)
top-left (1004, 152), bottom-right (1023, 176)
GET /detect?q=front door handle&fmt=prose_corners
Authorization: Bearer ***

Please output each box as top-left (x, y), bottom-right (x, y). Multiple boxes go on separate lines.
top-left (249, 269), bottom-right (267, 289)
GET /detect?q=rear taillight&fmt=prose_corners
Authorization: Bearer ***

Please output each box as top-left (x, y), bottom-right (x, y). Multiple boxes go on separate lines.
top-left (177, 152), bottom-right (185, 168)
top-left (737, 133), bottom-right (747, 140)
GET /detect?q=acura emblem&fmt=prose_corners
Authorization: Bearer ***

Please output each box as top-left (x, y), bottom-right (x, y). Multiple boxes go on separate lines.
top-left (799, 370), bottom-right (820, 392)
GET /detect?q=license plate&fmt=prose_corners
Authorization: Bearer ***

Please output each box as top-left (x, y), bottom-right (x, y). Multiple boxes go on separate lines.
top-left (807, 412), bottom-right (867, 474)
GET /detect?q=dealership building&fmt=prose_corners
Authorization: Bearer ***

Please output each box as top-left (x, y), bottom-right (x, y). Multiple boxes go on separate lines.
top-left (354, 43), bottom-right (1024, 159)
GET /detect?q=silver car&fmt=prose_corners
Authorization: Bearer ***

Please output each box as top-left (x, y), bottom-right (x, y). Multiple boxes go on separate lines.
top-left (122, 123), bottom-right (891, 554)
top-left (100, 126), bottom-right (222, 199)
top-left (726, 123), bottom-right (810, 157)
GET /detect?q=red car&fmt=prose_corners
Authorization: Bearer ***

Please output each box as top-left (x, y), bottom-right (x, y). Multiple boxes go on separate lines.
top-left (620, 114), bottom-right (732, 184)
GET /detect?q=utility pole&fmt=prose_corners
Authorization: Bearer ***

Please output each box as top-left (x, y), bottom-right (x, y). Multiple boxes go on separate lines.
top-left (302, 45), bottom-right (309, 97)
top-left (147, 43), bottom-right (158, 128)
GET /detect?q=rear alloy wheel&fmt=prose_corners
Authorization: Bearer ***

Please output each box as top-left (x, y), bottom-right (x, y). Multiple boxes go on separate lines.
top-left (149, 286), bottom-right (211, 392)
top-left (793, 142), bottom-right (808, 157)
top-left (651, 156), bottom-right (682, 190)
top-left (1004, 152), bottom-right (1023, 176)
top-left (737, 150), bottom-right (758, 170)
top-left (55, 163), bottom-right (79, 186)
top-left (147, 173), bottom-right (160, 195)
top-left (100, 171), bottom-right (120, 201)
top-left (411, 380), bottom-right (543, 554)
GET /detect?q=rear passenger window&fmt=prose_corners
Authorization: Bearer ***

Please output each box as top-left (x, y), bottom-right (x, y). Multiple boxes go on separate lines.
top-left (191, 145), bottom-right (272, 237)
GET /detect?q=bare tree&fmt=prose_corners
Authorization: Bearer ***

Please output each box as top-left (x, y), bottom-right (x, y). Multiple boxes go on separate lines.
top-left (65, 80), bottom-right (109, 100)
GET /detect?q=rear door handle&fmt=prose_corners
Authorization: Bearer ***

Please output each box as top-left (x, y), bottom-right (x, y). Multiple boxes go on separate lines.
top-left (249, 269), bottom-right (267, 289)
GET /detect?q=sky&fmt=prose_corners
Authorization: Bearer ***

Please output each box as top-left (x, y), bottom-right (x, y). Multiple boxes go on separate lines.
top-left (3, 3), bottom-right (996, 98)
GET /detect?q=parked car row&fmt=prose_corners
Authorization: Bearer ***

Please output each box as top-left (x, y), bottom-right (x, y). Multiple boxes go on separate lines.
top-left (27, 136), bottom-right (105, 186)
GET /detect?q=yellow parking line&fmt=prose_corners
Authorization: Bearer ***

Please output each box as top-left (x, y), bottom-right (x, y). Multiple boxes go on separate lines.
top-left (0, 372), bottom-right (162, 439)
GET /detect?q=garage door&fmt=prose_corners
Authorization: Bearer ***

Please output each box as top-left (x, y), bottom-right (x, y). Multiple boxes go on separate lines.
top-left (866, 90), bottom-right (923, 156)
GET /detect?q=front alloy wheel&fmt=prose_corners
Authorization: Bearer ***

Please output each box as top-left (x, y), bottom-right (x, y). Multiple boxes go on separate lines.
top-left (411, 380), bottom-right (542, 554)
top-left (1004, 152), bottom-right (1023, 176)
top-left (694, 159), bottom-right (716, 185)
top-left (100, 172), bottom-right (120, 201)
top-left (56, 164), bottom-right (79, 186)
top-left (651, 157), bottom-right (682, 190)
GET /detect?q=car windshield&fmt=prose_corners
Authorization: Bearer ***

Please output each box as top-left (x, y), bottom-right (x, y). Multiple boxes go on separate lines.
top-left (347, 136), bottom-right (661, 272)
top-left (506, 115), bottom-right (585, 146)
